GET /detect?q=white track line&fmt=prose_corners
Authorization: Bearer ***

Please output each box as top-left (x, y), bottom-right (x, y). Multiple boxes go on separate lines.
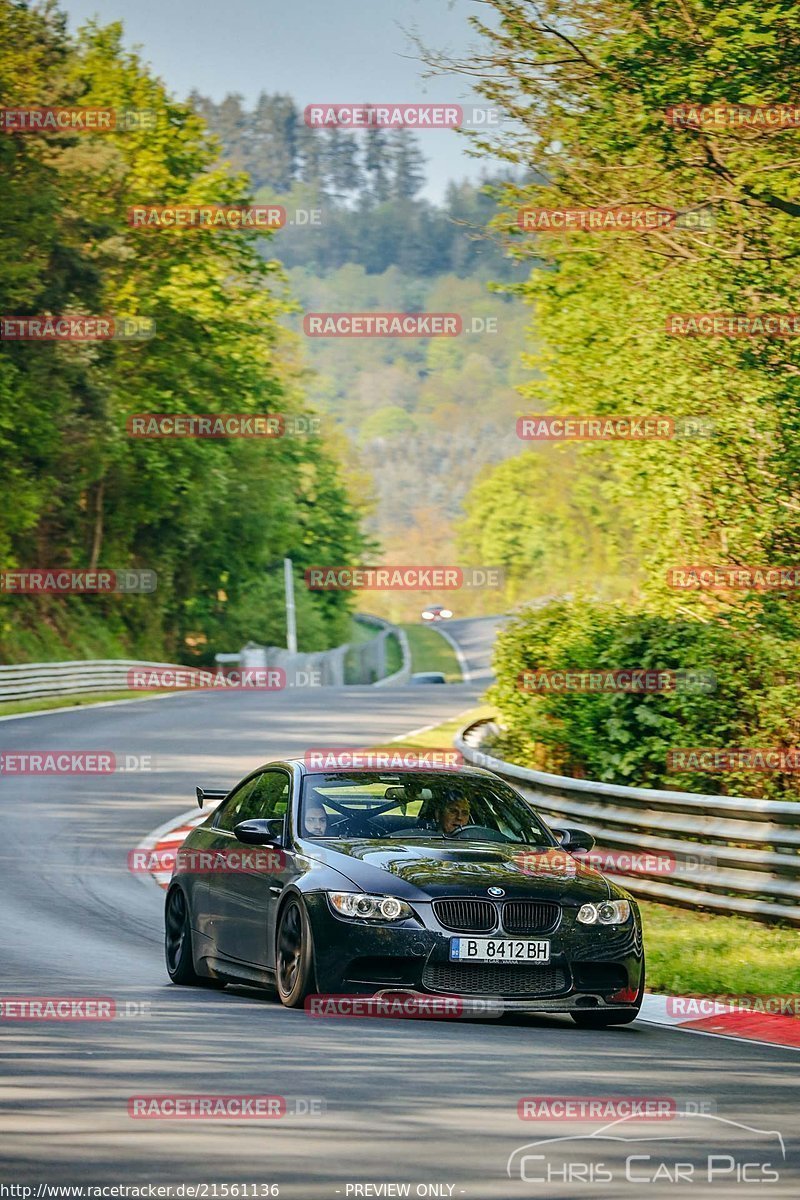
top-left (388, 708), bottom-right (482, 743)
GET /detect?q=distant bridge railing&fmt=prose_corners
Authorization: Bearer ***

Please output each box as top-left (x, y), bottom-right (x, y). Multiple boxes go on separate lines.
top-left (456, 718), bottom-right (800, 926)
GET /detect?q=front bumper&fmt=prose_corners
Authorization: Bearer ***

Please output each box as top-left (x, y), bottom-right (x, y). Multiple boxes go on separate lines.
top-left (304, 892), bottom-right (644, 1013)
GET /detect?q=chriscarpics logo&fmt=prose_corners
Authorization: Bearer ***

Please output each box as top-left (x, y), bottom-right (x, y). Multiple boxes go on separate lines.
top-left (507, 1112), bottom-right (786, 1189)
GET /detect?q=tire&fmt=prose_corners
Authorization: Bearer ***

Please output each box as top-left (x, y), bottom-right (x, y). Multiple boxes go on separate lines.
top-left (571, 1007), bottom-right (640, 1027)
top-left (165, 886), bottom-right (225, 988)
top-left (276, 898), bottom-right (315, 1008)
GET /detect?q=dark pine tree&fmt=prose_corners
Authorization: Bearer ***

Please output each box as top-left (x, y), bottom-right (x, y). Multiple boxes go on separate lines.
top-left (248, 93), bottom-right (299, 192)
top-left (387, 128), bottom-right (426, 201)
top-left (322, 127), bottom-right (363, 201)
top-left (362, 126), bottom-right (392, 204)
top-left (213, 93), bottom-right (249, 175)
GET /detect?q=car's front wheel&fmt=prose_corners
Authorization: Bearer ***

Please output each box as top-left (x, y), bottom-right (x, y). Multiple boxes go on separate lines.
top-left (276, 898), bottom-right (314, 1007)
top-left (165, 885), bottom-right (224, 988)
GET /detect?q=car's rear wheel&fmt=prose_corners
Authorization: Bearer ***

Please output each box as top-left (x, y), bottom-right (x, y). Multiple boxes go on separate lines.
top-left (276, 898), bottom-right (314, 1007)
top-left (165, 886), bottom-right (224, 988)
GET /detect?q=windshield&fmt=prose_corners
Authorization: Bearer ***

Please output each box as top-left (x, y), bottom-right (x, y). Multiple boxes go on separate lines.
top-left (299, 772), bottom-right (557, 847)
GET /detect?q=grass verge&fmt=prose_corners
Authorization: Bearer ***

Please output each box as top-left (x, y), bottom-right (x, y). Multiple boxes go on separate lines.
top-left (384, 632), bottom-right (403, 677)
top-left (640, 900), bottom-right (800, 996)
top-left (348, 616), bottom-right (381, 645)
top-left (0, 691), bottom-right (164, 718)
top-left (388, 707), bottom-right (799, 998)
top-left (400, 623), bottom-right (462, 681)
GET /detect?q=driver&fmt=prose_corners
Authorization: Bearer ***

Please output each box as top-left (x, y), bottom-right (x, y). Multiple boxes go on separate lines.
top-left (303, 796), bottom-right (329, 837)
top-left (435, 791), bottom-right (471, 835)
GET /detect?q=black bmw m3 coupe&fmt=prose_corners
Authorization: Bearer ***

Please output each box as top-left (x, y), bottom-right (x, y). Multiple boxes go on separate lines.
top-left (164, 761), bottom-right (644, 1026)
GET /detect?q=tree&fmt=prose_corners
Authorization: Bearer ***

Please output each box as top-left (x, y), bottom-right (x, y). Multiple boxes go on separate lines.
top-left (322, 127), bottom-right (362, 200)
top-left (387, 128), bottom-right (426, 201)
top-left (430, 0), bottom-right (800, 793)
top-left (295, 121), bottom-right (324, 186)
top-left (440, 0), bottom-right (800, 619)
top-left (362, 126), bottom-right (392, 204)
top-left (0, 5), bottom-right (372, 663)
top-left (212, 92), bottom-right (248, 174)
top-left (249, 92), bottom-right (298, 192)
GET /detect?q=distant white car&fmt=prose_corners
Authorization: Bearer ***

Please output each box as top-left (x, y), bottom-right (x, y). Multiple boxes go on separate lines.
top-left (421, 605), bottom-right (453, 622)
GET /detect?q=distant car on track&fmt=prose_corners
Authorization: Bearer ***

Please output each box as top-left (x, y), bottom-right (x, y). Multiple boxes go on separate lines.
top-left (164, 761), bottom-right (644, 1024)
top-left (410, 671), bottom-right (447, 684)
top-left (421, 604), bottom-right (453, 622)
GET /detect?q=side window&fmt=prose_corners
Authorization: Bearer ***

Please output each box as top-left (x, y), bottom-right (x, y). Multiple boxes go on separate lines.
top-left (213, 771), bottom-right (290, 832)
top-left (213, 777), bottom-right (261, 833)
top-left (248, 770), bottom-right (290, 821)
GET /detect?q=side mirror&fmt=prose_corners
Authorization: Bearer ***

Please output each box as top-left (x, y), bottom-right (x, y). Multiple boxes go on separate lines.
top-left (554, 827), bottom-right (595, 853)
top-left (234, 818), bottom-right (284, 846)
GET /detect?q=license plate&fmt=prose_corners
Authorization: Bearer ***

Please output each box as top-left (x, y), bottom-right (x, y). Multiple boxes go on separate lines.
top-left (449, 937), bottom-right (550, 964)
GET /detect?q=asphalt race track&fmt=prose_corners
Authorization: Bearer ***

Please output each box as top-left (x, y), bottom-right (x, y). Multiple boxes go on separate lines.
top-left (1, 616), bottom-right (798, 1197)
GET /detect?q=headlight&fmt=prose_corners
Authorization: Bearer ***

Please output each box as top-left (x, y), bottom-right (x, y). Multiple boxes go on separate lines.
top-left (421, 611), bottom-right (434, 620)
top-left (576, 900), bottom-right (631, 926)
top-left (327, 892), bottom-right (413, 922)
top-left (440, 609), bottom-right (453, 619)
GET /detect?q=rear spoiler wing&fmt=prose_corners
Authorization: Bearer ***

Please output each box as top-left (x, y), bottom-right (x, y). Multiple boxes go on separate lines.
top-left (196, 786), bottom-right (229, 810)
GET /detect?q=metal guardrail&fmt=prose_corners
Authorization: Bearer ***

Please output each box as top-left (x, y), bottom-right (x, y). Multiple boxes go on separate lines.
top-left (0, 617), bottom-right (411, 703)
top-left (0, 659), bottom-right (183, 702)
top-left (455, 719), bottom-right (800, 925)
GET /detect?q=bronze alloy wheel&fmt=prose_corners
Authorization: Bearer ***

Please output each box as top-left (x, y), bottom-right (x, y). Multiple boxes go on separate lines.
top-left (276, 898), bottom-right (314, 1007)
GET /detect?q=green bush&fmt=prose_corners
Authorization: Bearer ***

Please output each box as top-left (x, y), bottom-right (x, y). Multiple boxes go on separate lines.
top-left (488, 599), bottom-right (800, 799)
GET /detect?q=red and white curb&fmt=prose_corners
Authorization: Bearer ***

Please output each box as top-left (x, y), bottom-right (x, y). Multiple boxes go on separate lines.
top-left (132, 804), bottom-right (219, 891)
top-left (134, 809), bottom-right (800, 1051)
top-left (638, 993), bottom-right (800, 1051)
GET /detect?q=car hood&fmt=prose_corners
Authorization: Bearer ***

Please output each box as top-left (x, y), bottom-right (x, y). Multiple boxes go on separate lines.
top-left (310, 839), bottom-right (612, 903)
